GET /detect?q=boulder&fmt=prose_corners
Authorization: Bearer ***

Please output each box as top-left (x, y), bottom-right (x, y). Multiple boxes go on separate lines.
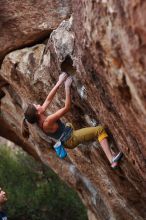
top-left (0, 1), bottom-right (146, 219)
top-left (0, 0), bottom-right (71, 60)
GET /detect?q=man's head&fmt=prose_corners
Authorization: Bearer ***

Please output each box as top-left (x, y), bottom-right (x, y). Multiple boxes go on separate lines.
top-left (24, 104), bottom-right (39, 124)
top-left (24, 104), bottom-right (44, 124)
top-left (0, 188), bottom-right (7, 205)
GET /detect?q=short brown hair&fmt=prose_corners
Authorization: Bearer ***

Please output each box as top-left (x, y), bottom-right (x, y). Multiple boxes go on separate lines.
top-left (24, 104), bottom-right (38, 124)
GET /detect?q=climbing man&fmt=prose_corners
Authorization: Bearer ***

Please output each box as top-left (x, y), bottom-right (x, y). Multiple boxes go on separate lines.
top-left (22, 72), bottom-right (123, 168)
top-left (0, 188), bottom-right (7, 220)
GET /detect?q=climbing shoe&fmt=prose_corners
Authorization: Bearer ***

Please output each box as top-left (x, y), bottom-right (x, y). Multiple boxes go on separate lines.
top-left (111, 161), bottom-right (119, 169)
top-left (111, 152), bottom-right (123, 169)
top-left (53, 141), bottom-right (67, 159)
top-left (112, 152), bottom-right (123, 163)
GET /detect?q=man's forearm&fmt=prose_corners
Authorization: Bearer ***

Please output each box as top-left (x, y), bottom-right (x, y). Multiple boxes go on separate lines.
top-left (41, 82), bottom-right (61, 111)
top-left (46, 82), bottom-right (60, 101)
top-left (65, 89), bottom-right (71, 110)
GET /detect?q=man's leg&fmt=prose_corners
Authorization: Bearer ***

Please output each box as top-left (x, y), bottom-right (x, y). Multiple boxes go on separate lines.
top-left (65, 126), bottom-right (105, 149)
top-left (97, 126), bottom-right (123, 166)
top-left (99, 138), bottom-right (113, 163)
top-left (65, 125), bottom-right (122, 167)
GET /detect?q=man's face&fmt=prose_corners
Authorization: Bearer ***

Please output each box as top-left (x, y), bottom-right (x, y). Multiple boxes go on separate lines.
top-left (33, 104), bottom-right (44, 114)
top-left (33, 104), bottom-right (41, 110)
top-left (0, 188), bottom-right (7, 204)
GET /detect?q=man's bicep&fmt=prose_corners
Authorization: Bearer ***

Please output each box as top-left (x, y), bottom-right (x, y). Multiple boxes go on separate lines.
top-left (46, 109), bottom-right (65, 124)
top-left (41, 100), bottom-right (51, 111)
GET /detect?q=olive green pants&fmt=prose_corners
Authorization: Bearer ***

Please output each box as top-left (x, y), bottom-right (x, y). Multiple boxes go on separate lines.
top-left (64, 124), bottom-right (108, 149)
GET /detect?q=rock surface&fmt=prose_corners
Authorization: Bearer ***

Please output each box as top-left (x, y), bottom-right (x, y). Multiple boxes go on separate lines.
top-left (0, 1), bottom-right (146, 220)
top-left (0, 0), bottom-right (71, 61)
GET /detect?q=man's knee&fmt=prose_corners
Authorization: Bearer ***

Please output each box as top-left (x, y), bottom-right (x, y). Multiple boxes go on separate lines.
top-left (96, 125), bottom-right (108, 142)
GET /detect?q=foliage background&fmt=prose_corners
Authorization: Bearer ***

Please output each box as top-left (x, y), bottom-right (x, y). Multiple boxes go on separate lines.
top-left (0, 144), bottom-right (87, 220)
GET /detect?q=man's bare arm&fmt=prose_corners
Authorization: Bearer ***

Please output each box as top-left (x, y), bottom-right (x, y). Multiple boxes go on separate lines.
top-left (44, 77), bottom-right (72, 125)
top-left (41, 72), bottom-right (67, 113)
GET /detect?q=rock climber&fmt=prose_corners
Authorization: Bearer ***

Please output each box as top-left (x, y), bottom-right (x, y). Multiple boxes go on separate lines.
top-left (22, 72), bottom-right (123, 168)
top-left (0, 188), bottom-right (7, 220)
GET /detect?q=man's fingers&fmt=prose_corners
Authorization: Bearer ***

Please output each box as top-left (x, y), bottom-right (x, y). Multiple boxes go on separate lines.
top-left (59, 72), bottom-right (68, 82)
top-left (65, 76), bottom-right (73, 81)
top-left (61, 72), bottom-right (68, 78)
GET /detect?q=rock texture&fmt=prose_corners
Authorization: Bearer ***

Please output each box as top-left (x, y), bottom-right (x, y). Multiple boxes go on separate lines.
top-left (0, 0), bottom-right (71, 61)
top-left (0, 1), bottom-right (146, 220)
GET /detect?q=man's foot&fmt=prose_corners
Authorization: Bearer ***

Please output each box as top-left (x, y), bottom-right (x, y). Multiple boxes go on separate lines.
top-left (112, 152), bottom-right (123, 163)
top-left (111, 161), bottom-right (119, 169)
top-left (110, 152), bottom-right (123, 169)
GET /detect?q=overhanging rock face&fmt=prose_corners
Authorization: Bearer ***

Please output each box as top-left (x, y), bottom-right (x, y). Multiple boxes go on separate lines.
top-left (0, 0), bottom-right (71, 60)
top-left (0, 1), bottom-right (146, 220)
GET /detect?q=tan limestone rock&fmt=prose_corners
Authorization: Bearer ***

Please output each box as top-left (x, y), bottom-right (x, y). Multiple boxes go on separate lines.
top-left (0, 0), bottom-right (71, 60)
top-left (0, 1), bottom-right (146, 220)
